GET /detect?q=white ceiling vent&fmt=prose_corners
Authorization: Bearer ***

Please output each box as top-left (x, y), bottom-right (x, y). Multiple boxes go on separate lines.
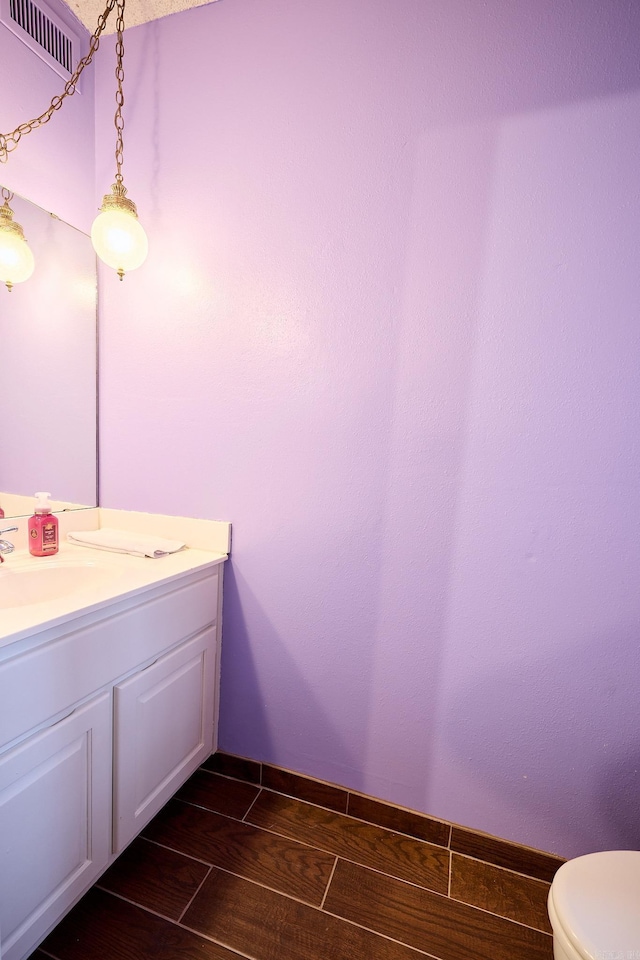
top-left (1, 0), bottom-right (82, 84)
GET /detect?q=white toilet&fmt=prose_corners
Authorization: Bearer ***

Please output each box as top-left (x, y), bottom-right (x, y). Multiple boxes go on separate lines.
top-left (547, 850), bottom-right (640, 960)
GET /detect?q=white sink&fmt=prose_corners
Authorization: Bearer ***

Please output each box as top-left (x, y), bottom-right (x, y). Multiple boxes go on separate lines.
top-left (0, 559), bottom-right (127, 609)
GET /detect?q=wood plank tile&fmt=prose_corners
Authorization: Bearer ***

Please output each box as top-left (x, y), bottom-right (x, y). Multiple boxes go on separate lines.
top-left (142, 799), bottom-right (335, 906)
top-left (97, 836), bottom-right (209, 921)
top-left (261, 765), bottom-right (348, 813)
top-left (450, 853), bottom-right (552, 934)
top-left (202, 752), bottom-right (262, 784)
top-left (347, 793), bottom-right (450, 847)
top-left (323, 859), bottom-right (553, 960)
top-left (40, 887), bottom-right (248, 960)
top-left (184, 866), bottom-right (435, 960)
top-left (246, 791), bottom-right (449, 894)
top-left (176, 769), bottom-right (260, 818)
top-left (451, 827), bottom-right (564, 883)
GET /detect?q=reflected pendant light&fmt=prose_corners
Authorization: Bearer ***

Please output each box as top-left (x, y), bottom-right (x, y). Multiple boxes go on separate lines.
top-left (0, 188), bottom-right (35, 292)
top-left (91, 0), bottom-right (148, 280)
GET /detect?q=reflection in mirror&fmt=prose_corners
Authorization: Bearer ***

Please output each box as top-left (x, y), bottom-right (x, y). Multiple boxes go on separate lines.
top-left (0, 189), bottom-right (97, 518)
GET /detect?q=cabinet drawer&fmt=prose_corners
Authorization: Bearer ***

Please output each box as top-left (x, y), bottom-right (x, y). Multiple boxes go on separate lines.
top-left (0, 693), bottom-right (111, 960)
top-left (112, 627), bottom-right (216, 853)
top-left (0, 570), bottom-right (218, 748)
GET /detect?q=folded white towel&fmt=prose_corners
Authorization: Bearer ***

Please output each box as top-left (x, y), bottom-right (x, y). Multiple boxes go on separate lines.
top-left (67, 528), bottom-right (186, 559)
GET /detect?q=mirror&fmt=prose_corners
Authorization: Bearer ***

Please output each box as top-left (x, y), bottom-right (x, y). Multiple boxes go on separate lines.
top-left (0, 188), bottom-right (97, 518)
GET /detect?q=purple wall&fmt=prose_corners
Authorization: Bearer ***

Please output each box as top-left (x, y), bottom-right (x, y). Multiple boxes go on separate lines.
top-left (0, 0), bottom-right (95, 228)
top-left (95, 0), bottom-right (640, 858)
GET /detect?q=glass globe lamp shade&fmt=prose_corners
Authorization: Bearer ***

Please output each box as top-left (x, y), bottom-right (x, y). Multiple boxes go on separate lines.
top-left (0, 229), bottom-right (35, 291)
top-left (0, 199), bottom-right (35, 292)
top-left (91, 193), bottom-right (148, 279)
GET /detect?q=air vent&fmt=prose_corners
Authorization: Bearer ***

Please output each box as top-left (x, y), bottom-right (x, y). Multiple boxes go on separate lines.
top-left (1, 0), bottom-right (82, 85)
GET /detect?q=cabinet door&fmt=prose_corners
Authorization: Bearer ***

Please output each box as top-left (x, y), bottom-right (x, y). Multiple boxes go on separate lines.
top-left (0, 693), bottom-right (111, 960)
top-left (113, 628), bottom-right (216, 853)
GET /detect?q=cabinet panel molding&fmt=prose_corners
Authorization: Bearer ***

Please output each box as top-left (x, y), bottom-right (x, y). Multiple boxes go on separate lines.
top-left (113, 627), bottom-right (216, 854)
top-left (0, 693), bottom-right (111, 960)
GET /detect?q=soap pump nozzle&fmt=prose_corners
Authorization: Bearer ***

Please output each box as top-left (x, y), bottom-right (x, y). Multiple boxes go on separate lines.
top-left (34, 492), bottom-right (53, 515)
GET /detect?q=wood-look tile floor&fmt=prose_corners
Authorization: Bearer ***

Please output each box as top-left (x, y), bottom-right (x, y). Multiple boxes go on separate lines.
top-left (33, 766), bottom-right (554, 960)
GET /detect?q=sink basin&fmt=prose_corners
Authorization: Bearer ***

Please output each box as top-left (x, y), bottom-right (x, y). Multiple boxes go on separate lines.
top-left (0, 559), bottom-right (126, 609)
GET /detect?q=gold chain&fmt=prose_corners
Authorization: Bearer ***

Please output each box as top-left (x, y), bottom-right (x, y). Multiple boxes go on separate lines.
top-left (114, 0), bottom-right (125, 185)
top-left (0, 0), bottom-right (118, 164)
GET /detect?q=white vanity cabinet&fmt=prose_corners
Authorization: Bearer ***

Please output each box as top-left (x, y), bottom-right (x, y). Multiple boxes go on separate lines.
top-left (0, 559), bottom-right (224, 960)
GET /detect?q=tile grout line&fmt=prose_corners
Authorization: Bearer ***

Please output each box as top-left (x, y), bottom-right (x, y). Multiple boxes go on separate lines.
top-left (319, 856), bottom-right (339, 910)
top-left (200, 770), bottom-right (261, 788)
top-left (177, 863), bottom-right (213, 924)
top-left (268, 790), bottom-right (447, 845)
top-left (241, 785), bottom-right (264, 821)
top-left (249, 787), bottom-right (451, 849)
top-left (175, 920), bottom-right (267, 960)
top-left (139, 834), bottom-right (219, 869)
top-left (450, 848), bottom-right (558, 884)
top-left (321, 916), bottom-right (444, 960)
top-left (173, 860), bottom-right (335, 912)
top-left (93, 885), bottom-right (198, 928)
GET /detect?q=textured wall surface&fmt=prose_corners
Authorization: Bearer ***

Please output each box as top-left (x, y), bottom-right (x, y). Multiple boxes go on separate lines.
top-left (0, 0), bottom-right (95, 228)
top-left (95, 0), bottom-right (640, 858)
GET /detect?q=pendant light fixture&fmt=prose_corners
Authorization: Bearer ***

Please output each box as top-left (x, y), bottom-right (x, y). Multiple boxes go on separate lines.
top-left (0, 0), bottom-right (147, 283)
top-left (91, 0), bottom-right (148, 280)
top-left (0, 188), bottom-right (35, 292)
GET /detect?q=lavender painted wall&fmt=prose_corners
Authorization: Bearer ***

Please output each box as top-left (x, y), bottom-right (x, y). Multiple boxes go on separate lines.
top-left (0, 0), bottom-right (95, 228)
top-left (95, 0), bottom-right (640, 858)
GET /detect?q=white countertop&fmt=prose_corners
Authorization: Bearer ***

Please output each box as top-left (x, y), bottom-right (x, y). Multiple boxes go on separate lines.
top-left (0, 543), bottom-right (227, 650)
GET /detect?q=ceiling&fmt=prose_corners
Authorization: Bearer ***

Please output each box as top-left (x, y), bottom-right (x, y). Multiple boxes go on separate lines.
top-left (63, 0), bottom-right (220, 34)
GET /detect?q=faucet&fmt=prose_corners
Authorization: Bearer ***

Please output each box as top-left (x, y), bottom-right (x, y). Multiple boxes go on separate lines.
top-left (0, 526), bottom-right (18, 562)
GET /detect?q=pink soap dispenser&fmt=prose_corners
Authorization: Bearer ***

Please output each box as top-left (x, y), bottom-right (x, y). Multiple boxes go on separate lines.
top-left (28, 492), bottom-right (59, 556)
